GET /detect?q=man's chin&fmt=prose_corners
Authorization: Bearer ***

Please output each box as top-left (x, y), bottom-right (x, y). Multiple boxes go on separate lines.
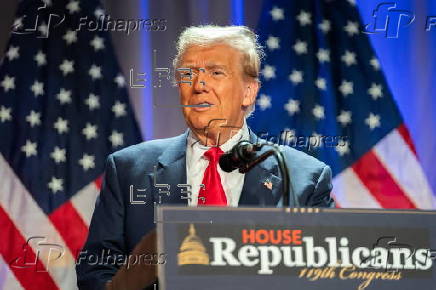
top-left (187, 114), bottom-right (227, 131)
top-left (187, 115), bottom-right (242, 146)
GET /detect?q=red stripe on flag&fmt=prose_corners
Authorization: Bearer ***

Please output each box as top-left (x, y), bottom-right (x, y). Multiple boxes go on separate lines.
top-left (397, 124), bottom-right (417, 156)
top-left (352, 150), bottom-right (417, 208)
top-left (94, 175), bottom-right (103, 190)
top-left (0, 206), bottom-right (59, 290)
top-left (49, 201), bottom-right (88, 259)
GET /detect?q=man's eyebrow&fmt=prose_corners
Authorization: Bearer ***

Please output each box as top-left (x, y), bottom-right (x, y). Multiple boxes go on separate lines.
top-left (205, 64), bottom-right (228, 70)
top-left (176, 63), bottom-right (228, 69)
top-left (177, 63), bottom-right (195, 68)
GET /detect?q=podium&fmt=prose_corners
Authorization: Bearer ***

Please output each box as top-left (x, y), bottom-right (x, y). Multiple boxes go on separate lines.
top-left (156, 206), bottom-right (436, 290)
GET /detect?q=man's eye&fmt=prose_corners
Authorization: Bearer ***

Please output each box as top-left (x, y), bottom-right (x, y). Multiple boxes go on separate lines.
top-left (179, 72), bottom-right (192, 77)
top-left (212, 71), bottom-right (224, 76)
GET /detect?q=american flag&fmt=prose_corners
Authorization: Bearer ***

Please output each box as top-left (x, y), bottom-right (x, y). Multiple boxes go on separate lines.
top-left (0, 0), bottom-right (142, 289)
top-left (249, 0), bottom-right (436, 209)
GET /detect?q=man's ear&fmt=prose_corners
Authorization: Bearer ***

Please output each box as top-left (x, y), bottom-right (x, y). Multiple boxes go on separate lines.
top-left (242, 80), bottom-right (260, 107)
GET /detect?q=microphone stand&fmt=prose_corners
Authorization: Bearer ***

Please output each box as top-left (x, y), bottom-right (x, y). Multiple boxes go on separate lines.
top-left (236, 142), bottom-right (299, 208)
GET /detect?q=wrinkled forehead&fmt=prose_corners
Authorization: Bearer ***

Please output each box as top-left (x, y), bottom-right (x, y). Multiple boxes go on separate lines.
top-left (178, 44), bottom-right (244, 71)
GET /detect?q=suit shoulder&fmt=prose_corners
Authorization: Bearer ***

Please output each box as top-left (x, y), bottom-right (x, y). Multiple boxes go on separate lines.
top-left (278, 144), bottom-right (329, 171)
top-left (109, 134), bottom-right (185, 162)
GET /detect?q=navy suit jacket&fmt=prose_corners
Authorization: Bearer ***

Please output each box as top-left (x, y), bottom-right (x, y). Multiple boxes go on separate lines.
top-left (76, 129), bottom-right (334, 289)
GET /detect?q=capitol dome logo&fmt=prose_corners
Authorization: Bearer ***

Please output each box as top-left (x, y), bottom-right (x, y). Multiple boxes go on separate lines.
top-left (178, 224), bottom-right (210, 265)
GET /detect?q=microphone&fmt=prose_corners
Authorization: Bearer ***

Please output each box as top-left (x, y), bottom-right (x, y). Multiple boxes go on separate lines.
top-left (219, 141), bottom-right (258, 173)
top-left (219, 140), bottom-right (299, 208)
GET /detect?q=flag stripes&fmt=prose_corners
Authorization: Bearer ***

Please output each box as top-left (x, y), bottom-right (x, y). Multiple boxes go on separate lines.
top-left (333, 126), bottom-right (435, 209)
top-left (0, 206), bottom-right (59, 290)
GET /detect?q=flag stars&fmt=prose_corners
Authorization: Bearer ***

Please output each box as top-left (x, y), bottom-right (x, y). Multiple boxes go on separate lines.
top-left (109, 131), bottom-right (124, 147)
top-left (82, 123), bottom-right (98, 140)
top-left (341, 51), bottom-right (357, 66)
top-left (79, 154), bottom-right (95, 171)
top-left (34, 51), bottom-right (47, 66)
top-left (270, 6), bottom-right (284, 21)
top-left (266, 36), bottom-right (280, 50)
top-left (90, 35), bottom-right (105, 51)
top-left (319, 19), bottom-right (331, 33)
top-left (365, 113), bottom-right (381, 130)
top-left (0, 106), bottom-right (12, 122)
top-left (339, 80), bottom-right (354, 96)
top-left (57, 88), bottom-right (72, 104)
top-left (261, 65), bottom-right (276, 80)
top-left (1, 75), bottom-right (15, 92)
top-left (94, 7), bottom-right (105, 18)
top-left (344, 21), bottom-right (359, 36)
top-left (59, 59), bottom-right (74, 76)
top-left (89, 64), bottom-right (102, 80)
top-left (293, 40), bottom-right (308, 55)
top-left (284, 99), bottom-right (300, 115)
top-left (21, 140), bottom-right (37, 157)
top-left (370, 57), bottom-right (380, 71)
top-left (315, 77), bottom-right (327, 90)
top-left (26, 111), bottom-right (41, 127)
top-left (114, 74), bottom-right (126, 87)
top-left (6, 45), bottom-right (20, 61)
top-left (289, 70), bottom-right (303, 84)
top-left (54, 117), bottom-right (69, 134)
top-left (337, 110), bottom-right (352, 126)
top-left (296, 10), bottom-right (312, 26)
top-left (42, 0), bottom-right (52, 6)
top-left (317, 48), bottom-right (330, 63)
top-left (50, 146), bottom-right (66, 163)
top-left (257, 94), bottom-right (271, 111)
top-left (48, 177), bottom-right (63, 193)
top-left (66, 0), bottom-right (80, 14)
top-left (112, 101), bottom-right (127, 117)
top-left (12, 17), bottom-right (23, 31)
top-left (63, 30), bottom-right (77, 45)
top-left (38, 22), bottom-right (49, 37)
top-left (85, 94), bottom-right (100, 110)
top-left (368, 83), bottom-right (383, 100)
top-left (336, 141), bottom-right (350, 156)
top-left (31, 81), bottom-right (44, 97)
top-left (312, 105), bottom-right (325, 120)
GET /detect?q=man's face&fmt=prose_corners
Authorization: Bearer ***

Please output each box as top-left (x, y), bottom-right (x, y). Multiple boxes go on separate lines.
top-left (177, 44), bottom-right (257, 134)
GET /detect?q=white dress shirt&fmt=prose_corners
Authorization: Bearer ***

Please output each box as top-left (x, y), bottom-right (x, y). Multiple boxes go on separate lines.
top-left (186, 122), bottom-right (250, 207)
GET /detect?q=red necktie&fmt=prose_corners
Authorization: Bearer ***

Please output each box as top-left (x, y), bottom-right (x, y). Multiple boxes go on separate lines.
top-left (197, 147), bottom-right (227, 206)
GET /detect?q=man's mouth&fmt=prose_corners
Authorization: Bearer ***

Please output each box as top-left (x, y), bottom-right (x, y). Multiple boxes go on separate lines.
top-left (190, 101), bottom-right (213, 107)
top-left (185, 101), bottom-right (214, 111)
top-left (182, 102), bottom-right (214, 108)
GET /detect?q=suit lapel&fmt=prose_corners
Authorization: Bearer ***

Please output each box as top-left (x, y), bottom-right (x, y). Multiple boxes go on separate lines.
top-left (148, 131), bottom-right (189, 205)
top-left (238, 129), bottom-right (283, 207)
top-left (149, 129), bottom-right (285, 207)
top-left (238, 166), bottom-right (282, 206)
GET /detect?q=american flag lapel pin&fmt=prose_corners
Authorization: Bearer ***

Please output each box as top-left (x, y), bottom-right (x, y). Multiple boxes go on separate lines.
top-left (263, 179), bottom-right (273, 190)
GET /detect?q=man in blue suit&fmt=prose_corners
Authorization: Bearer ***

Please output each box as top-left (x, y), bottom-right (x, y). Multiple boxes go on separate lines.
top-left (76, 25), bottom-right (334, 290)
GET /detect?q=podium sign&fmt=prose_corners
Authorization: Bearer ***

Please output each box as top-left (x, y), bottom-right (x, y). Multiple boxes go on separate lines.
top-left (156, 207), bottom-right (436, 290)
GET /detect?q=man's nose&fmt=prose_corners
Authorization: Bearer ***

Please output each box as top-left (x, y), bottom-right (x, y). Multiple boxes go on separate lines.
top-left (193, 69), bottom-right (209, 93)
